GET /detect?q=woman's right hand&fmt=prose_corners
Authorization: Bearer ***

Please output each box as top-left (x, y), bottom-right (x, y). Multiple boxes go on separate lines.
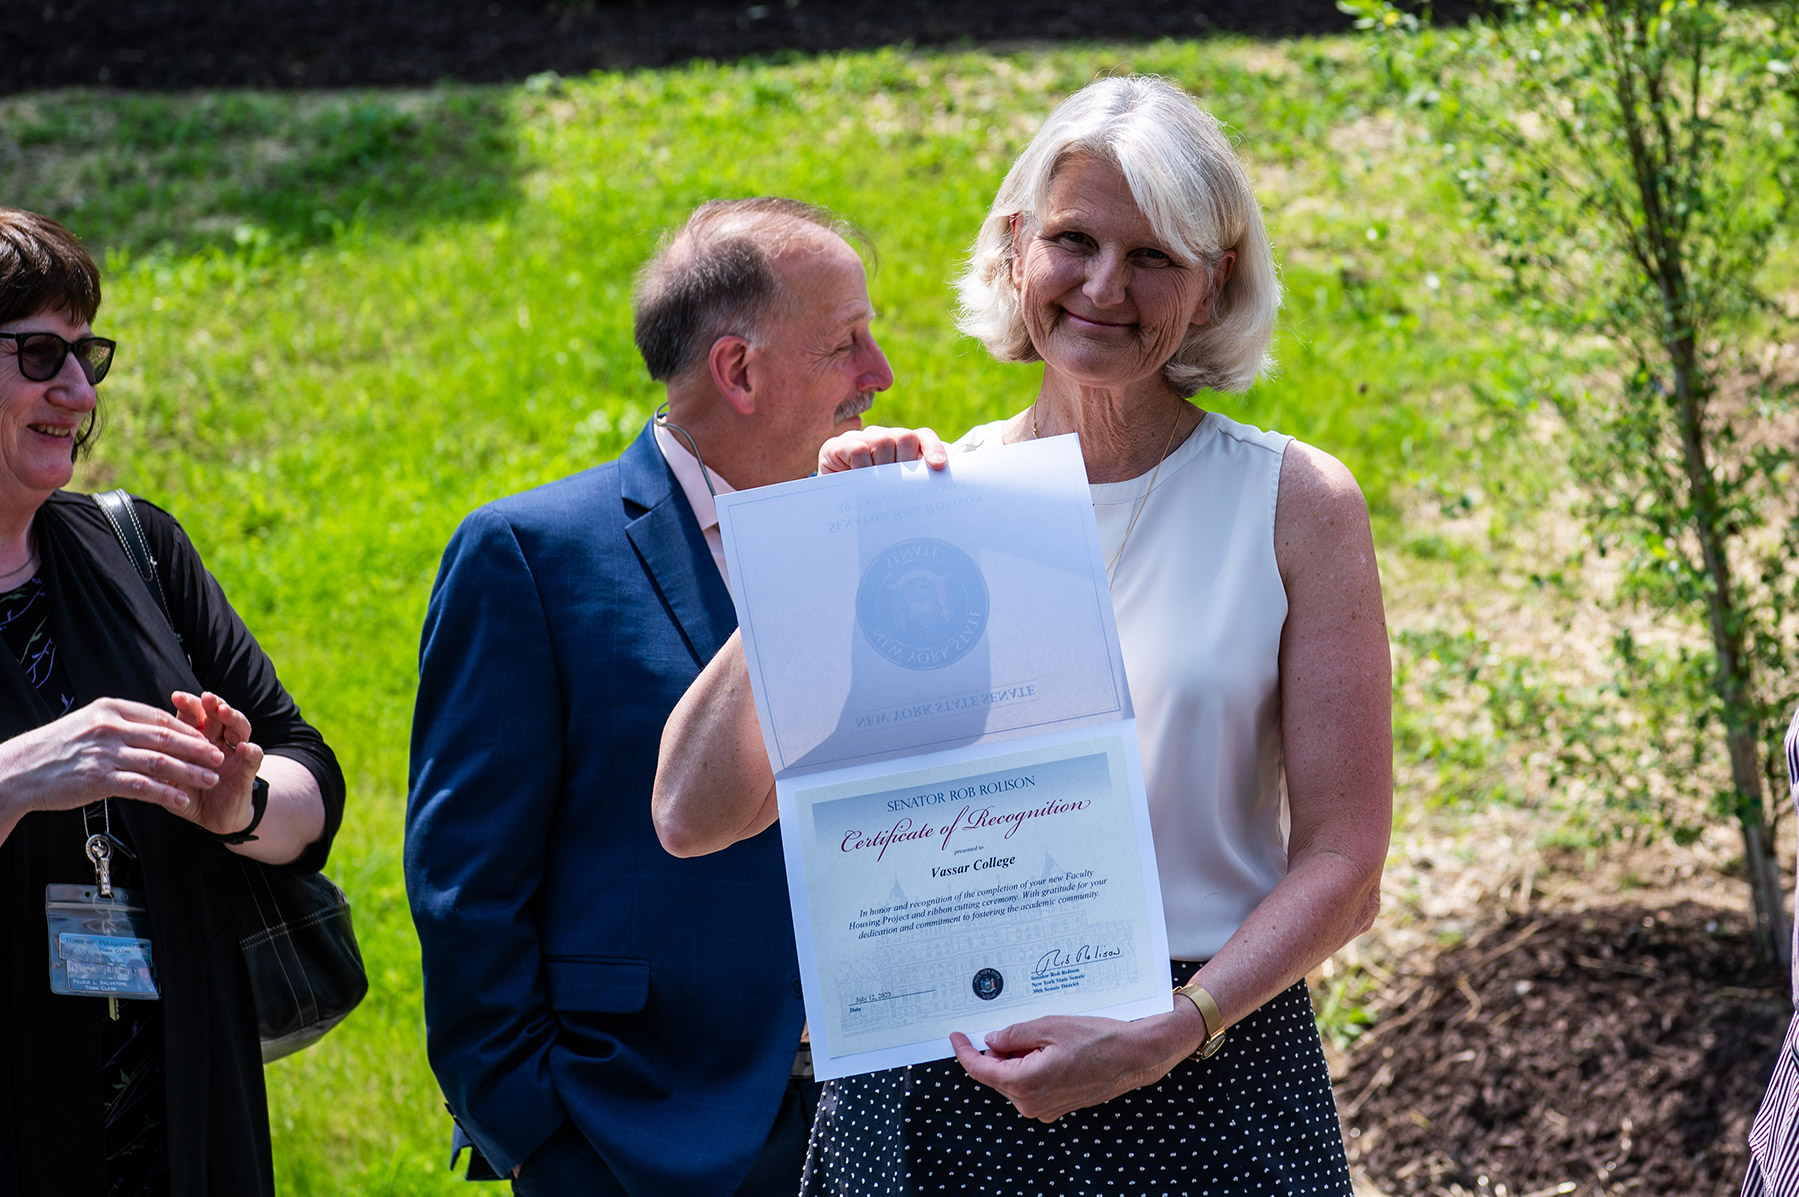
top-left (818, 425), bottom-right (950, 473)
top-left (0, 697), bottom-right (224, 832)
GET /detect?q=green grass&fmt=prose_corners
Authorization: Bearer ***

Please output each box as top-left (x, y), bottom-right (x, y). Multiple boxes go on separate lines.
top-left (5, 39), bottom-right (1564, 1193)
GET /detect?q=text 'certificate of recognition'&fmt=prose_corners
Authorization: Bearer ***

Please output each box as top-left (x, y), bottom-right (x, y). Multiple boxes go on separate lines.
top-left (717, 435), bottom-right (1171, 1080)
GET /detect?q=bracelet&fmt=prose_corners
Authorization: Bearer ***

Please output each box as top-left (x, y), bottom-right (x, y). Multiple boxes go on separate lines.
top-left (211, 776), bottom-right (268, 845)
top-left (1173, 983), bottom-right (1226, 1060)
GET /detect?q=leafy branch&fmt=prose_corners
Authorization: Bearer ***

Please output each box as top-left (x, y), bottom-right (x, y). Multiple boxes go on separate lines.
top-left (1350, 0), bottom-right (1799, 958)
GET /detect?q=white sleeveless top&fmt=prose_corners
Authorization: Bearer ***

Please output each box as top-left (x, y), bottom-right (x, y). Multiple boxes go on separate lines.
top-left (958, 412), bottom-right (1291, 958)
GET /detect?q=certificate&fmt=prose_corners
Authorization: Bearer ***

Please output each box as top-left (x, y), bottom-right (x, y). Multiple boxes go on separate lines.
top-left (717, 435), bottom-right (1170, 1080)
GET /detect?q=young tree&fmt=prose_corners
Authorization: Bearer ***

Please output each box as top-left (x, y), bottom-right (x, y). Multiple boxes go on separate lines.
top-left (1352, 0), bottom-right (1799, 960)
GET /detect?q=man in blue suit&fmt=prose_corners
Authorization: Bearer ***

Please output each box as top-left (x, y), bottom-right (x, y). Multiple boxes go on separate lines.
top-left (406, 197), bottom-right (894, 1196)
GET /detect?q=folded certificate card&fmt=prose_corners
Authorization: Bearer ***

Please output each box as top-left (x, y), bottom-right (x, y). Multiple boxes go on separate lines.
top-left (717, 434), bottom-right (1171, 1080)
top-left (722, 435), bottom-right (1132, 773)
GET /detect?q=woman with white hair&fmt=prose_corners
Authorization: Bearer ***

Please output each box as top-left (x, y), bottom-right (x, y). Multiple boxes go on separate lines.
top-left (655, 75), bottom-right (1391, 1194)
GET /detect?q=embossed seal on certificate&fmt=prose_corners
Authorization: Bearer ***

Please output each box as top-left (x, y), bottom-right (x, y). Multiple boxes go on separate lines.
top-left (856, 539), bottom-right (989, 671)
top-left (972, 968), bottom-right (1005, 1001)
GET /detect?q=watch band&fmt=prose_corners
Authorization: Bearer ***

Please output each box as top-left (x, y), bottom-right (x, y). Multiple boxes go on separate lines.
top-left (212, 776), bottom-right (268, 845)
top-left (1173, 983), bottom-right (1226, 1060)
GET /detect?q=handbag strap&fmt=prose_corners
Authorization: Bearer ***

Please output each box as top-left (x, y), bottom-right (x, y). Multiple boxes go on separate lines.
top-left (94, 488), bottom-right (183, 653)
top-left (96, 491), bottom-right (261, 875)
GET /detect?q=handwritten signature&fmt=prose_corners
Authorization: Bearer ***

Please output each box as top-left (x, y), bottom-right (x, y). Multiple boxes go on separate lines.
top-left (1032, 942), bottom-right (1123, 976)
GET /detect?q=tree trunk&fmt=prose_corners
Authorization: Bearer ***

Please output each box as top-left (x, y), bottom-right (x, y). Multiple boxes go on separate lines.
top-left (1663, 319), bottom-right (1791, 965)
top-left (1729, 725), bottom-right (1792, 967)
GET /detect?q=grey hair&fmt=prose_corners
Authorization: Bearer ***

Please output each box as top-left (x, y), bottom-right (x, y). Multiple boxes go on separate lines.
top-left (633, 197), bottom-right (868, 382)
top-left (954, 76), bottom-right (1280, 397)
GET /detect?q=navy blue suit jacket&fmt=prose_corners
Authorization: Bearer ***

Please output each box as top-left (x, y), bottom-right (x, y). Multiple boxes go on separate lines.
top-left (405, 424), bottom-right (803, 1194)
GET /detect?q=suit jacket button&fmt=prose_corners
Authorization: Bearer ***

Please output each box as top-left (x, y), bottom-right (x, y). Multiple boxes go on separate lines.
top-left (791, 975), bottom-right (804, 998)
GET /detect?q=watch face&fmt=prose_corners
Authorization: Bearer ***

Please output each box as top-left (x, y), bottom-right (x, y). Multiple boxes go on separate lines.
top-left (1177, 987), bottom-right (1224, 1059)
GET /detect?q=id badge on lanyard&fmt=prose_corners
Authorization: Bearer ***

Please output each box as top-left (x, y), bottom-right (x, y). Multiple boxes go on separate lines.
top-left (45, 813), bottom-right (159, 1016)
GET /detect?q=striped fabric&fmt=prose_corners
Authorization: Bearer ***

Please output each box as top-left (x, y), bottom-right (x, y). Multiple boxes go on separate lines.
top-left (1790, 700), bottom-right (1799, 804)
top-left (1747, 1017), bottom-right (1799, 1196)
top-left (1742, 704), bottom-right (1799, 1196)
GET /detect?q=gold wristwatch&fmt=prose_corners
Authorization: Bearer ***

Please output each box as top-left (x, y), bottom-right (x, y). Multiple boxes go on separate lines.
top-left (1173, 983), bottom-right (1226, 1059)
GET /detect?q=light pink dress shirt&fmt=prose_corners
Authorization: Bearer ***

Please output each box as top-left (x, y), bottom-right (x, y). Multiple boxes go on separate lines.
top-left (653, 421), bottom-right (736, 588)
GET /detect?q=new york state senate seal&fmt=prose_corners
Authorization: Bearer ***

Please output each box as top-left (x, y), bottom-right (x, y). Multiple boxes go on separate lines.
top-left (855, 538), bottom-right (990, 671)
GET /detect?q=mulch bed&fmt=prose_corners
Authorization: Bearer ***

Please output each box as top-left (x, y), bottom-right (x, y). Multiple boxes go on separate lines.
top-left (1339, 902), bottom-right (1791, 1197)
top-left (10, 0), bottom-right (1373, 94)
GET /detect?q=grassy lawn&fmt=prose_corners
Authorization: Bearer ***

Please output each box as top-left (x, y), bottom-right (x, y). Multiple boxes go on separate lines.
top-left (3, 39), bottom-right (1572, 1193)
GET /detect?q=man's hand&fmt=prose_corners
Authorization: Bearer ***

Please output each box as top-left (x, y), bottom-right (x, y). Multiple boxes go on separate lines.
top-left (818, 425), bottom-right (949, 473)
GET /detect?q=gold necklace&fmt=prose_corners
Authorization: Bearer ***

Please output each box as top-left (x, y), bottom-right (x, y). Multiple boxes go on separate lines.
top-left (1031, 399), bottom-right (1187, 576)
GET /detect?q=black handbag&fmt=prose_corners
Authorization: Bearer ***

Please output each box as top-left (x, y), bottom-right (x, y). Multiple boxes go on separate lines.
top-left (234, 862), bottom-right (366, 1061)
top-left (94, 488), bottom-right (368, 1063)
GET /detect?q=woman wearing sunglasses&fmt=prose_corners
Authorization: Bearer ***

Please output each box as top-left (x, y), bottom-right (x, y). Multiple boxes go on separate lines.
top-left (0, 207), bottom-right (345, 1196)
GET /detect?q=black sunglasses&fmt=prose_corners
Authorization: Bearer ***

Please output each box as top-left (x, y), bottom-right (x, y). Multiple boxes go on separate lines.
top-left (0, 331), bottom-right (117, 385)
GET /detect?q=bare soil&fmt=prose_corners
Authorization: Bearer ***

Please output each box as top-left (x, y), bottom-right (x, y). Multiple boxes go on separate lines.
top-left (1339, 899), bottom-right (1788, 1197)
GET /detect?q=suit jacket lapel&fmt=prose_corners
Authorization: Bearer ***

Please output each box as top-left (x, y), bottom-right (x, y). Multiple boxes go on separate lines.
top-left (620, 423), bottom-right (737, 666)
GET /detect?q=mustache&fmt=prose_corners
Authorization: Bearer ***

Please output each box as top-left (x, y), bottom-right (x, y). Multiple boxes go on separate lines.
top-left (834, 391), bottom-right (877, 423)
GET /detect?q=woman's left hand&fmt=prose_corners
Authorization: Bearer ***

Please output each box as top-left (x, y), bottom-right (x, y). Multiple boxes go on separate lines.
top-left (949, 1010), bottom-right (1193, 1122)
top-left (170, 690), bottom-right (264, 838)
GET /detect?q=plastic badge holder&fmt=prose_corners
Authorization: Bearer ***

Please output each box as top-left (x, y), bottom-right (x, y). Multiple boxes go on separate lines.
top-left (45, 884), bottom-right (160, 1000)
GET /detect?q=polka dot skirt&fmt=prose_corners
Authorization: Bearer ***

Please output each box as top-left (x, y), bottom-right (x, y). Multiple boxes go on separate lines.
top-left (801, 971), bottom-right (1352, 1197)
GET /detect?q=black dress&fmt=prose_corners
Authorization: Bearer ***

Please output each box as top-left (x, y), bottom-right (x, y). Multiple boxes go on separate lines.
top-left (801, 967), bottom-right (1352, 1197)
top-left (0, 492), bottom-right (345, 1197)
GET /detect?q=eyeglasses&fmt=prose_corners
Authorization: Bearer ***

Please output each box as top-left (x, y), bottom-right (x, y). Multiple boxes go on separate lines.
top-left (0, 332), bottom-right (117, 385)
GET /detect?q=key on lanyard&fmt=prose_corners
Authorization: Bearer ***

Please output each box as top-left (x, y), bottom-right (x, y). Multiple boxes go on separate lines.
top-left (85, 834), bottom-right (114, 898)
top-left (83, 835), bottom-right (121, 1020)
